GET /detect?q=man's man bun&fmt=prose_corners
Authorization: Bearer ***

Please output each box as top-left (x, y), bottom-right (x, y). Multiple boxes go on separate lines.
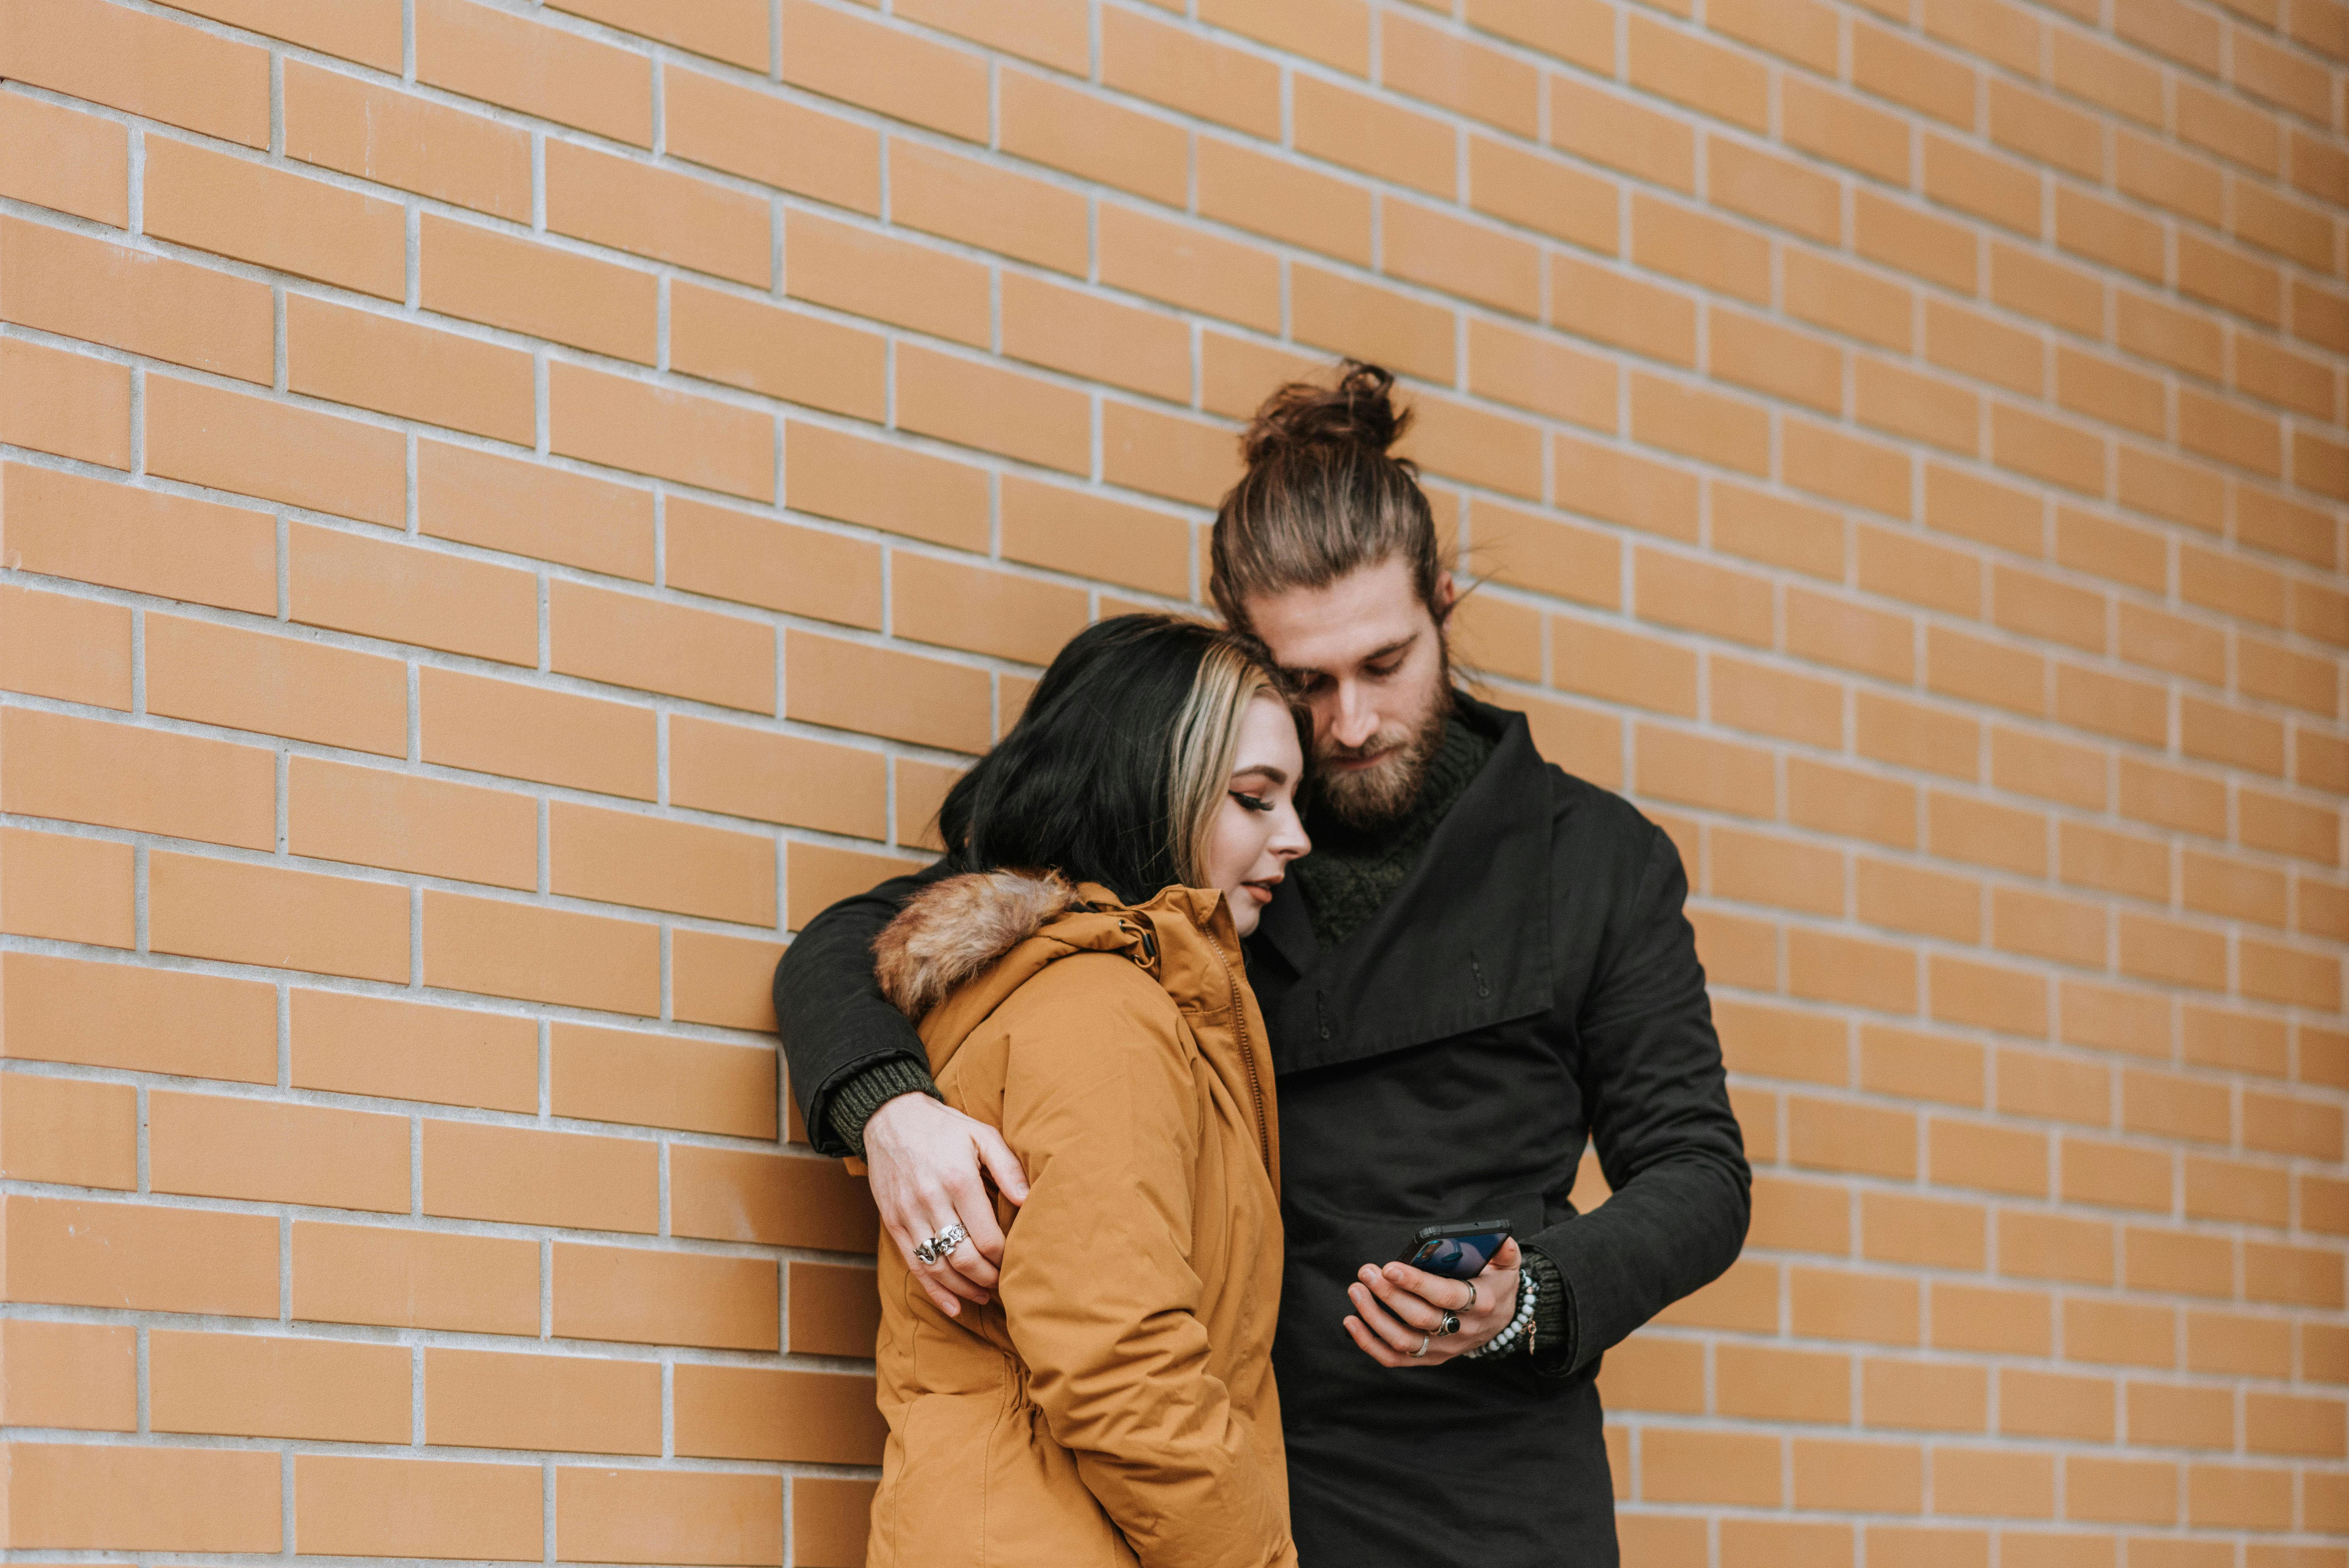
top-left (1240, 360), bottom-right (1414, 469)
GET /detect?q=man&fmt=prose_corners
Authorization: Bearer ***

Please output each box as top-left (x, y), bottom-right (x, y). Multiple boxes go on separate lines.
top-left (774, 362), bottom-right (1749, 1564)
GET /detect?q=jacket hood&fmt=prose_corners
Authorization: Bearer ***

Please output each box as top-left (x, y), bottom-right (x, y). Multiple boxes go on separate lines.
top-left (878, 869), bottom-right (1280, 1193)
top-left (874, 868), bottom-right (1083, 1019)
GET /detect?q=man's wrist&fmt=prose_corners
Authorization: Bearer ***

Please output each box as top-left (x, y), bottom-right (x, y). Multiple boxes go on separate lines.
top-left (824, 1057), bottom-right (941, 1157)
top-left (1523, 1246), bottom-right (1573, 1373)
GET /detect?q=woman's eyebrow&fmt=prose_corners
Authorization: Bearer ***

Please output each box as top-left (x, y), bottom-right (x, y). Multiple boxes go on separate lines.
top-left (1231, 764), bottom-right (1290, 786)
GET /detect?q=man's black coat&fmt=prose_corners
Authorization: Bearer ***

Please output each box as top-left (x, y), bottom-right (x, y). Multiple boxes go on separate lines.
top-left (773, 696), bottom-right (1750, 1566)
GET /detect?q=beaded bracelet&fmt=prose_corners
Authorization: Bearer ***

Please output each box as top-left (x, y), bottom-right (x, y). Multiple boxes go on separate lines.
top-left (1463, 1269), bottom-right (1539, 1359)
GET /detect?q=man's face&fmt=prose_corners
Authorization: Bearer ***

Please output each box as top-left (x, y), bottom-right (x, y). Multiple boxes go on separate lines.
top-left (1242, 557), bottom-right (1455, 830)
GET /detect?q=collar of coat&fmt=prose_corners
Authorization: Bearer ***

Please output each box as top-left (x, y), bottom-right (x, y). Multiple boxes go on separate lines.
top-left (874, 870), bottom-right (1280, 1186)
top-left (875, 868), bottom-right (1246, 1061)
top-left (1247, 691), bottom-right (1561, 1076)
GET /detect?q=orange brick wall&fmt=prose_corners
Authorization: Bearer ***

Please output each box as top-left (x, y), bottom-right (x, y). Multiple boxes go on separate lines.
top-left (1, 0), bottom-right (2346, 1560)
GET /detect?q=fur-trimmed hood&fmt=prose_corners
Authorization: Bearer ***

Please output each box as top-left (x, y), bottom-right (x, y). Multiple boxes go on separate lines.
top-left (869, 869), bottom-right (1273, 1192)
top-left (873, 868), bottom-right (1082, 1019)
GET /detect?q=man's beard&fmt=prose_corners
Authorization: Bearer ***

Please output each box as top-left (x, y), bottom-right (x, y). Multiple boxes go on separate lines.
top-left (1309, 678), bottom-right (1451, 833)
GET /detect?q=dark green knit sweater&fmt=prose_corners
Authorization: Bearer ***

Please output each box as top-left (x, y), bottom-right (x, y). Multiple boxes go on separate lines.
top-left (1292, 714), bottom-right (1495, 949)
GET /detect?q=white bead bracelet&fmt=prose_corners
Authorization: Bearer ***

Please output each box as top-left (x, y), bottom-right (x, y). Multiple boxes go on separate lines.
top-left (1464, 1269), bottom-right (1538, 1359)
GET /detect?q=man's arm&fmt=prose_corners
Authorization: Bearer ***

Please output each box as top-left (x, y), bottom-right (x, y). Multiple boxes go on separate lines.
top-left (1521, 822), bottom-right (1752, 1377)
top-left (772, 866), bottom-right (945, 1158)
top-left (774, 862), bottom-right (1034, 1317)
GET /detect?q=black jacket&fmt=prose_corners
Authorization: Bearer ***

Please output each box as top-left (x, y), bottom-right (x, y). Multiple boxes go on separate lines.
top-left (774, 697), bottom-right (1750, 1566)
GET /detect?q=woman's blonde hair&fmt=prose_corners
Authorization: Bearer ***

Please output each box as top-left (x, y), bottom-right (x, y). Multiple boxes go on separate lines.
top-left (1166, 641), bottom-right (1282, 888)
top-left (937, 615), bottom-right (1302, 907)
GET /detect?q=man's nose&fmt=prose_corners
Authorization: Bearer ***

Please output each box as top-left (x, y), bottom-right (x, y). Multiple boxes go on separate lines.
top-left (1327, 684), bottom-right (1378, 746)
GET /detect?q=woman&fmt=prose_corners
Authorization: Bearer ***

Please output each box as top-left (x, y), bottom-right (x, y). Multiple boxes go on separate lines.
top-left (864, 614), bottom-right (1310, 1568)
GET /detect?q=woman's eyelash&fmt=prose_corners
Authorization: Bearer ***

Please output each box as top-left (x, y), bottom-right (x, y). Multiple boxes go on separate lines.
top-left (1231, 792), bottom-right (1274, 813)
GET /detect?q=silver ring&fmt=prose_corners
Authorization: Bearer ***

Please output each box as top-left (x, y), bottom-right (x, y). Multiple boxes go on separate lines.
top-left (1409, 1334), bottom-right (1430, 1357)
top-left (1435, 1310), bottom-right (1461, 1336)
top-left (914, 1222), bottom-right (968, 1266)
top-left (1463, 1281), bottom-right (1477, 1310)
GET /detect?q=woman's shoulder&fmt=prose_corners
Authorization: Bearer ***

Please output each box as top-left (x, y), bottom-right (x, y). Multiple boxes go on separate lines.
top-left (1000, 948), bottom-right (1185, 1043)
top-left (875, 868), bottom-right (1085, 1020)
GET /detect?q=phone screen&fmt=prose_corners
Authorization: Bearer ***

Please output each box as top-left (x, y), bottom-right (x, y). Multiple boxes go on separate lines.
top-left (1402, 1230), bottom-right (1509, 1280)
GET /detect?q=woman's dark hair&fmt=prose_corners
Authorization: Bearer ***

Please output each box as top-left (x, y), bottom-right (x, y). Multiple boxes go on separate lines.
top-left (937, 615), bottom-right (1298, 905)
top-left (1209, 360), bottom-right (1446, 632)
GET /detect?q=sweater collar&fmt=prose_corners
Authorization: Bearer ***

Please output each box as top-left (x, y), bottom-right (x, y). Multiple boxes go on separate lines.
top-left (1290, 708), bottom-right (1498, 948)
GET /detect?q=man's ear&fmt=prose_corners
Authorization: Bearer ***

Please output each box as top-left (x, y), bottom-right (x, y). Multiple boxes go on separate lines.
top-left (1432, 570), bottom-right (1458, 623)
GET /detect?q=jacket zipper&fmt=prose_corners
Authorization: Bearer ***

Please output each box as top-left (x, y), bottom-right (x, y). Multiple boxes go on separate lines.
top-left (1205, 939), bottom-right (1273, 1178)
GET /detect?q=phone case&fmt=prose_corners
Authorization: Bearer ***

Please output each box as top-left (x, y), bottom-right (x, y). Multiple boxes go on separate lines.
top-left (1398, 1218), bottom-right (1513, 1280)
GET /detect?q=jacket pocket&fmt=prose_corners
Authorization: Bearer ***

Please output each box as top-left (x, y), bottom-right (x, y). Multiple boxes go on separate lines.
top-left (988, 1393), bottom-right (1137, 1568)
top-left (876, 1391), bottom-right (996, 1568)
top-left (879, 1386), bottom-right (1133, 1568)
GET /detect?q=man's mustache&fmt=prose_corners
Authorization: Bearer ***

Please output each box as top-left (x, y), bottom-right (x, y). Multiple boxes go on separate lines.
top-left (1319, 730), bottom-right (1409, 765)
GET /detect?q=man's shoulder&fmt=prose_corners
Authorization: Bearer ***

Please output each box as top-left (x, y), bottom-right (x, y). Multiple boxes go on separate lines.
top-left (1450, 693), bottom-right (1666, 873)
top-left (1544, 765), bottom-right (1670, 872)
top-left (1544, 762), bottom-right (1640, 822)
top-left (1456, 694), bottom-right (1661, 848)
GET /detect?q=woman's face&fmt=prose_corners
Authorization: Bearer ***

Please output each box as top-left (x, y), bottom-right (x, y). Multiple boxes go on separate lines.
top-left (1201, 692), bottom-right (1311, 938)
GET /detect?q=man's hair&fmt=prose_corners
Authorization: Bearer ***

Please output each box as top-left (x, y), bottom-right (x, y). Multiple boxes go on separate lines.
top-left (937, 615), bottom-right (1302, 903)
top-left (1208, 360), bottom-right (1447, 633)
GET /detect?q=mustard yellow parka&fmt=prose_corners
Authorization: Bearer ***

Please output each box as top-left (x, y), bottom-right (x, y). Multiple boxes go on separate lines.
top-left (865, 870), bottom-right (1295, 1568)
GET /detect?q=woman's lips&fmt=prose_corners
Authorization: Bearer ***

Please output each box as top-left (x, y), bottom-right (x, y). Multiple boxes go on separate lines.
top-left (1240, 877), bottom-right (1280, 903)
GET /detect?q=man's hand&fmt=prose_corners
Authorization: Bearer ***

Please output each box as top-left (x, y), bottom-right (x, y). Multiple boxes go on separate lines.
top-left (1342, 1238), bottom-right (1524, 1367)
top-left (863, 1092), bottom-right (1030, 1318)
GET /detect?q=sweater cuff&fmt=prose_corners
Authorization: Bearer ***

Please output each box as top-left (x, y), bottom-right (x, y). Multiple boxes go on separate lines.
top-left (825, 1057), bottom-right (941, 1157)
top-left (1523, 1245), bottom-right (1574, 1375)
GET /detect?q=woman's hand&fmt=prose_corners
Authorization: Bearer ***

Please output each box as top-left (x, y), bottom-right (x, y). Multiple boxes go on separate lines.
top-left (863, 1092), bottom-right (1030, 1318)
top-left (1343, 1238), bottom-right (1523, 1368)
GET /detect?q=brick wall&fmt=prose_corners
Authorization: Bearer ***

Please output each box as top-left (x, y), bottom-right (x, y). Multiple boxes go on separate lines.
top-left (1, 0), bottom-right (2345, 1560)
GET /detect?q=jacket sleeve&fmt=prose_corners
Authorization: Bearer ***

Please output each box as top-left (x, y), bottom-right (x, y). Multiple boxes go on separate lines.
top-left (772, 861), bottom-right (954, 1159)
top-left (1524, 821), bottom-right (1751, 1377)
top-left (993, 961), bottom-right (1295, 1568)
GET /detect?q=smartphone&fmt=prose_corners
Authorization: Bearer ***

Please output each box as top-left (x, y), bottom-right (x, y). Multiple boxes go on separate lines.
top-left (1394, 1219), bottom-right (1513, 1281)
